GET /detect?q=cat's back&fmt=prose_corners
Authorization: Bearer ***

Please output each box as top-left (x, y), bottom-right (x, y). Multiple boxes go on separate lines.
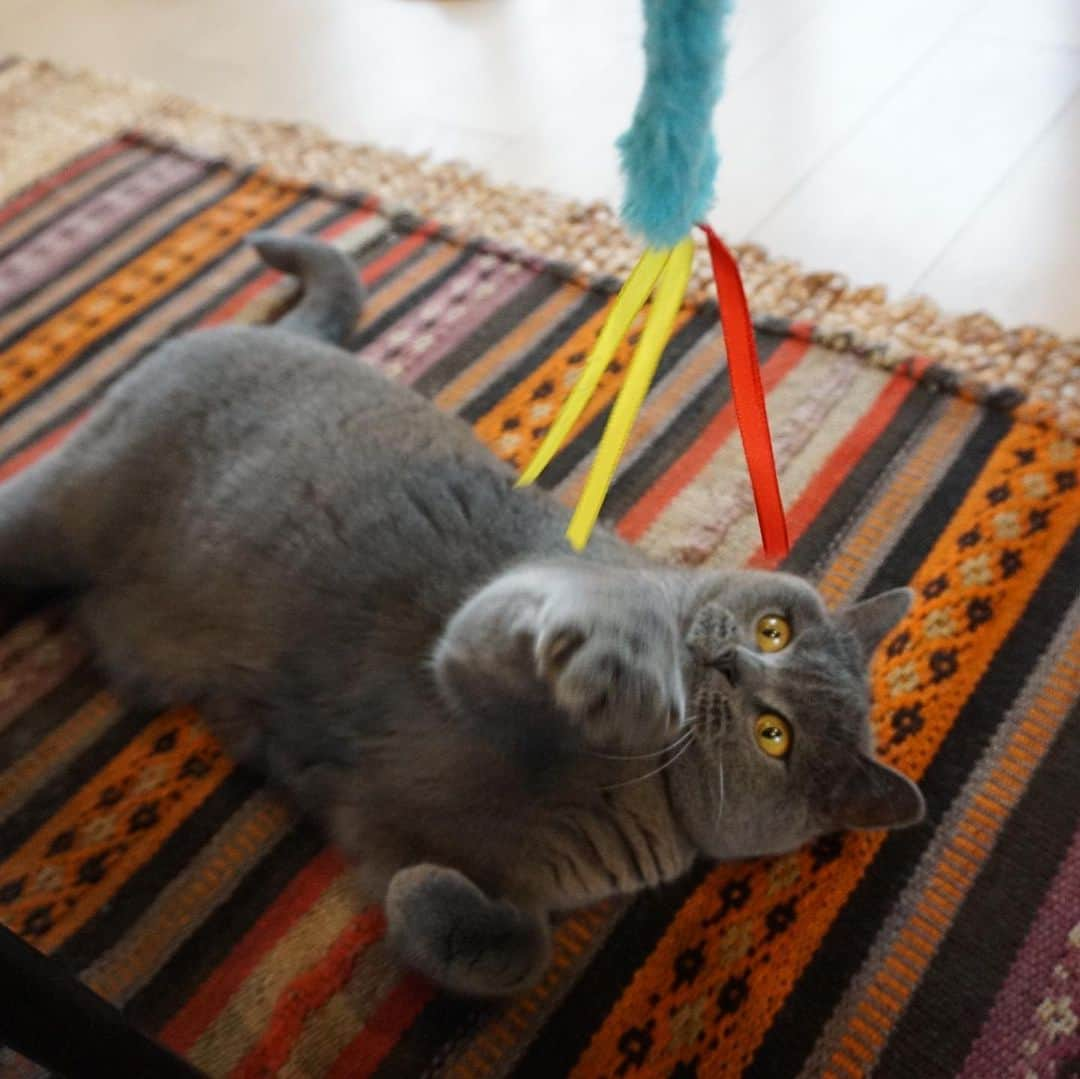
top-left (99, 323), bottom-right (485, 465)
top-left (59, 320), bottom-right (574, 619)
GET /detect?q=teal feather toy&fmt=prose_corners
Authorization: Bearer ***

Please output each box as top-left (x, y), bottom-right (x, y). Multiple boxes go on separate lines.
top-left (618, 0), bottom-right (732, 247)
top-left (518, 0), bottom-right (789, 559)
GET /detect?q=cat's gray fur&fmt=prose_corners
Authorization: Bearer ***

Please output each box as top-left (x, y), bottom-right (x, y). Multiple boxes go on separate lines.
top-left (0, 234), bottom-right (924, 997)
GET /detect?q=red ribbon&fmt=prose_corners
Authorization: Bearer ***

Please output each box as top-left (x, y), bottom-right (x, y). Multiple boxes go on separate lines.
top-left (699, 223), bottom-right (790, 559)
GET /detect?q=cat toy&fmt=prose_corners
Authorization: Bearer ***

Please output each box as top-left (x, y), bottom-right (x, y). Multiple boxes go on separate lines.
top-left (516, 0), bottom-right (789, 559)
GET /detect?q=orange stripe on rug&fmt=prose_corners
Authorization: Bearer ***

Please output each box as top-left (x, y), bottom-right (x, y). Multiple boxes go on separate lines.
top-left (326, 975), bottom-right (434, 1079)
top-left (473, 300), bottom-right (696, 472)
top-left (161, 846), bottom-right (347, 1054)
top-left (0, 707), bottom-right (229, 954)
top-left (618, 335), bottom-right (811, 543)
top-left (228, 905), bottom-right (387, 1079)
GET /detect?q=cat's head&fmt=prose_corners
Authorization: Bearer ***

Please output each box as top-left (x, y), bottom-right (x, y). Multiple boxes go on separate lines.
top-left (669, 571), bottom-right (924, 859)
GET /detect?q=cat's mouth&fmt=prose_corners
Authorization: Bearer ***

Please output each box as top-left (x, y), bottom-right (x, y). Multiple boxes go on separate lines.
top-left (688, 679), bottom-right (733, 747)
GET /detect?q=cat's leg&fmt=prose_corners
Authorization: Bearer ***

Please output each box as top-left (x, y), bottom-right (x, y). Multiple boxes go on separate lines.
top-left (435, 563), bottom-right (687, 750)
top-left (386, 864), bottom-right (550, 997)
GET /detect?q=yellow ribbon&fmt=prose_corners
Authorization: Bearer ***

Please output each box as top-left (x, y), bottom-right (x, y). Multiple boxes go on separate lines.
top-left (517, 237), bottom-right (694, 550)
top-left (516, 248), bottom-right (669, 487)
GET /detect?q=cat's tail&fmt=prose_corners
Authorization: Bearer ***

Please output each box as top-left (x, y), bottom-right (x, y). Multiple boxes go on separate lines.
top-left (249, 232), bottom-right (365, 346)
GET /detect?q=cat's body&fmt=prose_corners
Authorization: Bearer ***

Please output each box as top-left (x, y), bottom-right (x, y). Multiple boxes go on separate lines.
top-left (0, 235), bottom-right (923, 996)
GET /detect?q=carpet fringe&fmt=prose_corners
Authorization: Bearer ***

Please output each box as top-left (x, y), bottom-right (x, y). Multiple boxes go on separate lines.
top-left (0, 57), bottom-right (1076, 436)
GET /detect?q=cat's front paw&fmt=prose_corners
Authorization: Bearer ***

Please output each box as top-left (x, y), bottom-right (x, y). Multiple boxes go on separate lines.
top-left (535, 611), bottom-right (685, 751)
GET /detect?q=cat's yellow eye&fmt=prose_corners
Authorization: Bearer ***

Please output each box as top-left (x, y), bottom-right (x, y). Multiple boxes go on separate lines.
top-left (755, 713), bottom-right (792, 759)
top-left (756, 614), bottom-right (792, 653)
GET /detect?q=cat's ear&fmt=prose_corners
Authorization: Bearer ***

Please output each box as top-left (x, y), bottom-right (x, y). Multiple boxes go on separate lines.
top-left (829, 756), bottom-right (925, 831)
top-left (838, 588), bottom-right (913, 661)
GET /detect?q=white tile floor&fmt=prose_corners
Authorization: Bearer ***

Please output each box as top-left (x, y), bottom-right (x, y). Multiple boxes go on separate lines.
top-left (3, 0), bottom-right (1079, 334)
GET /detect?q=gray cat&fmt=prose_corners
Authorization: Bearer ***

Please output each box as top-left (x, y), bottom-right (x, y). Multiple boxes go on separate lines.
top-left (0, 235), bottom-right (923, 997)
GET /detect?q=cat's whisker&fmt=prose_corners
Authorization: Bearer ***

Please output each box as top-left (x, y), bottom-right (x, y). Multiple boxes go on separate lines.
top-left (585, 725), bottom-right (695, 761)
top-left (599, 729), bottom-right (697, 791)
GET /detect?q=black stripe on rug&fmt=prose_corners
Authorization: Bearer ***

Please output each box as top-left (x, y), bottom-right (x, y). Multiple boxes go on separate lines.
top-left (0, 592), bottom-right (63, 637)
top-left (745, 520), bottom-right (1080, 1078)
top-left (879, 694), bottom-right (1080, 1077)
top-left (372, 996), bottom-right (488, 1079)
top-left (347, 219), bottom-right (444, 297)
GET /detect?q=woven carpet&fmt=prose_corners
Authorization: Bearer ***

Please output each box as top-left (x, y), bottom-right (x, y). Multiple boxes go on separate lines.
top-left (0, 128), bottom-right (1078, 1079)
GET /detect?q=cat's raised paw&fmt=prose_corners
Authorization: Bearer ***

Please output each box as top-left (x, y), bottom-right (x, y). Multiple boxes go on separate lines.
top-left (535, 612), bottom-right (685, 751)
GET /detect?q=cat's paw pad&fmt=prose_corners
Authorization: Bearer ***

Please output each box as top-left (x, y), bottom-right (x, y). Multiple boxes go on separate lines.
top-left (536, 617), bottom-right (684, 750)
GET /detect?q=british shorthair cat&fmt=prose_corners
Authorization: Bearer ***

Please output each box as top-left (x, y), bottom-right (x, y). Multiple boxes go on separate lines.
top-left (0, 235), bottom-right (923, 996)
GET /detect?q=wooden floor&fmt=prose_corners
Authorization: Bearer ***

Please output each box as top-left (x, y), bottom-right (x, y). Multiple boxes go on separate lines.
top-left (3, 0), bottom-right (1078, 335)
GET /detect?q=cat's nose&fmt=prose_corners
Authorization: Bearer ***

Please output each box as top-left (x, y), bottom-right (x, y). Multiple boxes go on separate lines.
top-left (711, 650), bottom-right (738, 683)
top-left (714, 647), bottom-right (764, 688)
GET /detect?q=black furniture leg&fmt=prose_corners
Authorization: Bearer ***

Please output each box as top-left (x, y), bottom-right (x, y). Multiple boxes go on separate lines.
top-left (0, 921), bottom-right (203, 1078)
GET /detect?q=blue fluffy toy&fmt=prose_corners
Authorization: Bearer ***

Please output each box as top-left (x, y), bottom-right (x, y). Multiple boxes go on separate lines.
top-left (618, 0), bottom-right (733, 247)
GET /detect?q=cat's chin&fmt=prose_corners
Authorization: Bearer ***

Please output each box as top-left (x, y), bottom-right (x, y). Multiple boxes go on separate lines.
top-left (665, 743), bottom-right (823, 862)
top-left (664, 742), bottom-right (725, 854)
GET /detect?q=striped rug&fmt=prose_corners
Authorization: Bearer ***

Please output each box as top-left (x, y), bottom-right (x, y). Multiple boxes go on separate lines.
top-left (0, 134), bottom-right (1077, 1079)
